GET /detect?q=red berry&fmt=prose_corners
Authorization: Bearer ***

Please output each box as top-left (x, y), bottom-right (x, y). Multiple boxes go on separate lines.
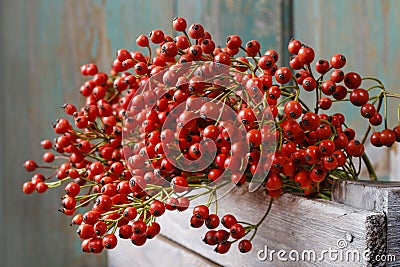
top-left (205, 214), bottom-right (220, 229)
top-left (132, 220), bottom-right (147, 236)
top-left (102, 234), bottom-right (118, 249)
top-left (346, 140), bottom-right (364, 157)
top-left (298, 46), bottom-right (315, 64)
top-left (370, 132), bottom-right (383, 147)
top-left (164, 197), bottom-right (179, 211)
top-left (215, 242), bottom-right (231, 254)
top-left (360, 103), bottom-right (376, 118)
top-left (22, 181), bottom-right (36, 194)
top-left (203, 230), bottom-right (217, 245)
top-left (177, 197), bottom-right (190, 212)
top-left (321, 80), bottom-right (336, 96)
top-left (118, 224), bottom-right (133, 239)
top-left (62, 196), bottom-right (77, 210)
top-left (116, 49), bottom-right (131, 62)
top-left (149, 200), bottom-right (165, 217)
top-left (265, 49), bottom-right (279, 63)
top-left (123, 207), bottom-right (138, 221)
top-left (309, 165), bottom-right (327, 182)
top-left (350, 89), bottom-right (369, 106)
top-left (238, 239), bottom-right (252, 253)
top-left (230, 223), bottom-right (245, 239)
top-left (369, 113), bottom-right (383, 126)
top-left (245, 40), bottom-right (261, 56)
top-left (149, 29), bottom-right (164, 44)
top-left (83, 211), bottom-right (100, 225)
top-left (161, 42), bottom-right (178, 58)
top-left (275, 67), bottom-right (292, 84)
top-left (193, 205), bottom-right (209, 220)
top-left (77, 224), bottom-right (95, 239)
top-left (221, 214), bottom-right (237, 229)
top-left (301, 112), bottom-right (320, 131)
top-left (330, 70), bottom-right (345, 83)
top-left (136, 34), bottom-right (149, 47)
top-left (322, 156), bottom-right (338, 170)
top-left (214, 52), bottom-right (231, 66)
top-left (94, 221), bottom-right (107, 236)
top-left (171, 176), bottom-right (188, 193)
top-left (226, 35), bottom-right (242, 50)
top-left (23, 160), bottom-right (37, 172)
top-left (344, 72), bottom-right (362, 89)
top-left (42, 152), bottom-right (55, 163)
top-left (188, 24), bottom-right (205, 39)
top-left (131, 233), bottom-right (147, 246)
top-left (289, 56), bottom-right (303, 70)
top-left (393, 125), bottom-right (400, 142)
top-left (315, 59), bottom-right (330, 74)
top-left (380, 129), bottom-right (396, 147)
top-left (284, 101), bottom-right (302, 119)
top-left (318, 97), bottom-right (332, 110)
top-left (190, 215), bottom-right (204, 228)
top-left (288, 39), bottom-right (302, 54)
top-left (258, 55), bottom-right (275, 70)
top-left (266, 173), bottom-right (283, 190)
top-left (173, 17), bottom-right (187, 32)
top-left (302, 77), bottom-right (317, 91)
top-left (333, 85), bottom-right (347, 100)
top-left (330, 54), bottom-right (346, 69)
top-left (36, 182), bottom-right (48, 193)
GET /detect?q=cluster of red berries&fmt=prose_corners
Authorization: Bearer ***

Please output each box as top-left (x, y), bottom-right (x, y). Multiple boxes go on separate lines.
top-left (190, 205), bottom-right (252, 254)
top-left (22, 16), bottom-right (400, 255)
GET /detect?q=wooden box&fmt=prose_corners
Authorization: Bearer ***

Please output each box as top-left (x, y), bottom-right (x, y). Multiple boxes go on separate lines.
top-left (108, 180), bottom-right (400, 266)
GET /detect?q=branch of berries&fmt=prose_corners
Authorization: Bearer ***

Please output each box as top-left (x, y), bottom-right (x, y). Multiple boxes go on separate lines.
top-left (21, 17), bottom-right (400, 255)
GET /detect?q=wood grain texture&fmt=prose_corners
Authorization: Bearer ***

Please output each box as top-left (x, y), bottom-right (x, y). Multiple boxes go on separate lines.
top-left (333, 180), bottom-right (400, 266)
top-left (111, 183), bottom-right (392, 266)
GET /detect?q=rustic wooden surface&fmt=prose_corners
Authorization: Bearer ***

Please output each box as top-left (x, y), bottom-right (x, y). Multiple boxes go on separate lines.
top-left (333, 180), bottom-right (400, 266)
top-left (111, 182), bottom-right (393, 266)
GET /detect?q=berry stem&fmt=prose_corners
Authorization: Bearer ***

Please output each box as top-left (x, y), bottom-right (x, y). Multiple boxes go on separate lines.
top-left (182, 30), bottom-right (192, 47)
top-left (361, 153), bottom-right (377, 181)
top-left (256, 197), bottom-right (274, 228)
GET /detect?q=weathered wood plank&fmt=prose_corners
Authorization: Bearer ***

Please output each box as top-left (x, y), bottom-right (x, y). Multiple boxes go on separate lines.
top-left (332, 180), bottom-right (400, 266)
top-left (110, 183), bottom-right (390, 266)
top-left (159, 187), bottom-right (386, 266)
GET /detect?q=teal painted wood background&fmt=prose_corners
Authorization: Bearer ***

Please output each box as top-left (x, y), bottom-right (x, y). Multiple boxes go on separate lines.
top-left (1, 0), bottom-right (399, 266)
top-left (0, 1), bottom-right (287, 266)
